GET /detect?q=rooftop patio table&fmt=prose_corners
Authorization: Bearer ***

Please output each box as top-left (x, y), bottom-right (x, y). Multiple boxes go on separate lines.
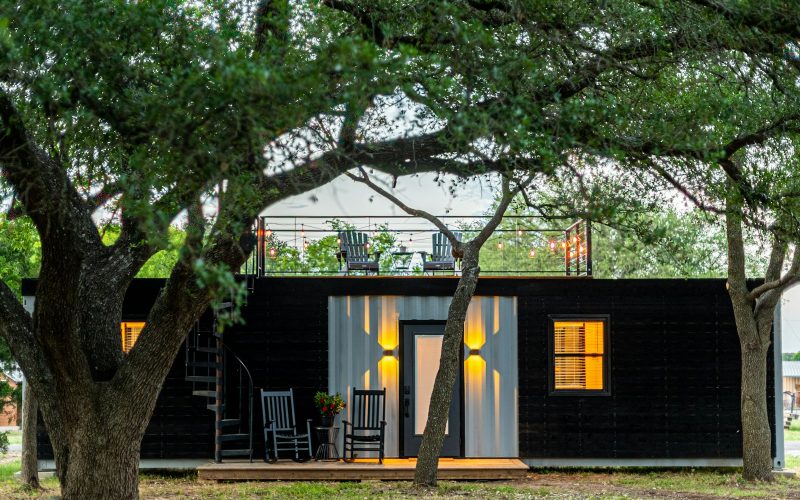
top-left (391, 251), bottom-right (416, 274)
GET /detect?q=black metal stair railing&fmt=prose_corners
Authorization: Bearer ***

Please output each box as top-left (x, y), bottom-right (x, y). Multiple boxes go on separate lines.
top-left (185, 322), bottom-right (254, 463)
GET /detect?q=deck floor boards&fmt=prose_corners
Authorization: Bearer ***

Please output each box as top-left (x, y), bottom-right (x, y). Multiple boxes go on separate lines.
top-left (197, 458), bottom-right (529, 481)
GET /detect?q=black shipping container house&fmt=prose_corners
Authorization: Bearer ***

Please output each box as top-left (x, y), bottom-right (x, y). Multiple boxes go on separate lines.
top-left (22, 277), bottom-right (784, 469)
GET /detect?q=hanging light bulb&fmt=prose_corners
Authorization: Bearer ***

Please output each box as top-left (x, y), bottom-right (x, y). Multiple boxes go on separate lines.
top-left (269, 247), bottom-right (277, 259)
top-left (517, 229), bottom-right (523, 236)
top-left (336, 237), bottom-right (341, 245)
top-left (365, 242), bottom-right (371, 249)
top-left (300, 224), bottom-right (305, 238)
top-left (497, 241), bottom-right (503, 250)
top-left (266, 229), bottom-right (273, 238)
top-left (529, 248), bottom-right (536, 258)
top-left (303, 239), bottom-right (309, 249)
top-left (561, 241), bottom-right (567, 250)
top-left (549, 240), bottom-right (556, 251)
top-left (572, 235), bottom-right (578, 244)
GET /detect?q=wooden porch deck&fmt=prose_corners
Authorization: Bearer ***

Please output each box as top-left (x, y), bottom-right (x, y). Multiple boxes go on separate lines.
top-left (197, 458), bottom-right (529, 481)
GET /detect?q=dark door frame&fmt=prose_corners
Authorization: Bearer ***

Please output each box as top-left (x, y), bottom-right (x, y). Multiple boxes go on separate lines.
top-left (398, 320), bottom-right (465, 457)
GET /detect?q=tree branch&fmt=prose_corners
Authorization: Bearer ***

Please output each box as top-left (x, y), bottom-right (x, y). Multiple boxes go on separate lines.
top-left (749, 242), bottom-right (800, 300)
top-left (345, 167), bottom-right (462, 244)
top-left (0, 93), bottom-right (100, 248)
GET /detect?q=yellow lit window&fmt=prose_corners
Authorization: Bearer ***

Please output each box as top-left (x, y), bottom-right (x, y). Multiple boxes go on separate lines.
top-left (120, 322), bottom-right (145, 353)
top-left (552, 319), bottom-right (606, 392)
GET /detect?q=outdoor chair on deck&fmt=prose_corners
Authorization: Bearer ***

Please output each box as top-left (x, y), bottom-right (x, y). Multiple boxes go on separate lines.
top-left (260, 389), bottom-right (312, 462)
top-left (338, 231), bottom-right (381, 275)
top-left (422, 231), bottom-right (461, 274)
top-left (343, 387), bottom-right (387, 463)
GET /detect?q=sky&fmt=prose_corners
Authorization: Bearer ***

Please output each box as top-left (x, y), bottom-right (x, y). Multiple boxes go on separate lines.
top-left (262, 171), bottom-right (498, 218)
top-left (260, 171), bottom-right (500, 253)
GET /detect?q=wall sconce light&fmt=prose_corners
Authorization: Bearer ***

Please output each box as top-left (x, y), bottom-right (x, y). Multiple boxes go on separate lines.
top-left (468, 348), bottom-right (481, 356)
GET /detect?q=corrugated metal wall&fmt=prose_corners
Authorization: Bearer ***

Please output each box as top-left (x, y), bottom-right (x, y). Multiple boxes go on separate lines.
top-left (328, 296), bottom-right (518, 457)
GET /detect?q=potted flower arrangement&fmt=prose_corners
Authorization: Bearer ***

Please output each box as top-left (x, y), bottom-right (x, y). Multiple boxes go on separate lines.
top-left (314, 391), bottom-right (346, 427)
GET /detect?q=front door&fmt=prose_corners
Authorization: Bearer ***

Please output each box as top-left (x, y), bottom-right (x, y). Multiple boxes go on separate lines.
top-left (401, 322), bottom-right (463, 457)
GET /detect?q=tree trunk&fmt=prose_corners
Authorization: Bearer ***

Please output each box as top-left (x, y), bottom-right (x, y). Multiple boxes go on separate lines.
top-left (739, 334), bottom-right (773, 481)
top-left (54, 417), bottom-right (142, 500)
top-left (725, 193), bottom-right (776, 482)
top-left (20, 380), bottom-right (39, 489)
top-left (414, 248), bottom-right (480, 486)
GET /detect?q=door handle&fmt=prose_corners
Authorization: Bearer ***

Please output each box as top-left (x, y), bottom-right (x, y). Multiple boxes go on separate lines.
top-left (404, 398), bottom-right (410, 418)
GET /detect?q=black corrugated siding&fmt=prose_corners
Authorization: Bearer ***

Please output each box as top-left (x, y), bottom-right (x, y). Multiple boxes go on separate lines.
top-left (30, 277), bottom-right (773, 460)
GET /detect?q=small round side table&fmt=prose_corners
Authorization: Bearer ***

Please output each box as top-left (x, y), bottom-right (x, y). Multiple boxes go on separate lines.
top-left (314, 426), bottom-right (340, 461)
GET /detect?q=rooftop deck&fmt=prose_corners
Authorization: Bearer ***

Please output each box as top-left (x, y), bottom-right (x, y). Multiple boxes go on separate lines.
top-left (245, 215), bottom-right (592, 278)
top-left (197, 458), bottom-right (529, 481)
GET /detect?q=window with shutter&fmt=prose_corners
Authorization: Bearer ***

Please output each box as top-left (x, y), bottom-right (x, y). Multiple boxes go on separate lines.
top-left (551, 317), bottom-right (608, 394)
top-left (120, 322), bottom-right (145, 353)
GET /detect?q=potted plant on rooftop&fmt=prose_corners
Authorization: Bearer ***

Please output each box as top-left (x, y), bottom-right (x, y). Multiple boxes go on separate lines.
top-left (314, 391), bottom-right (346, 427)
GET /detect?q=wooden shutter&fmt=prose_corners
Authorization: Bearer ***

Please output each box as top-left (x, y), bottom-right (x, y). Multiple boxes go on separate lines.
top-left (120, 322), bottom-right (145, 353)
top-left (553, 320), bottom-right (605, 391)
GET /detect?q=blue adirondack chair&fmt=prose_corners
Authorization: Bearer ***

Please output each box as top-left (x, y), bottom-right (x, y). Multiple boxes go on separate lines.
top-left (422, 231), bottom-right (461, 274)
top-left (338, 231), bottom-right (381, 275)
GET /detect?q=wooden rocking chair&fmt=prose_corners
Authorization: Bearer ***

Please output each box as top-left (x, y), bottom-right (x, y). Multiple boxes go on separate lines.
top-left (342, 387), bottom-right (387, 463)
top-left (260, 389), bottom-right (312, 462)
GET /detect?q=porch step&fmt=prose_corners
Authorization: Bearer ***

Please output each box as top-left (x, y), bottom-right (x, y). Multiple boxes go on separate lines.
top-left (219, 419), bottom-right (240, 428)
top-left (220, 449), bottom-right (252, 457)
top-left (193, 390), bottom-right (217, 398)
top-left (185, 376), bottom-right (217, 383)
top-left (219, 433), bottom-right (249, 443)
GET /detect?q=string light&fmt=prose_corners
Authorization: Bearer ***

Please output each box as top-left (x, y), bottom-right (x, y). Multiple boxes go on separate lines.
top-left (517, 229), bottom-right (523, 236)
top-left (497, 241), bottom-right (503, 250)
top-left (529, 248), bottom-right (536, 258)
top-left (265, 229), bottom-right (272, 238)
top-left (300, 224), bottom-right (305, 238)
top-left (336, 237), bottom-right (341, 245)
top-left (269, 247), bottom-right (277, 259)
top-left (303, 239), bottom-right (309, 250)
top-left (549, 240), bottom-right (556, 251)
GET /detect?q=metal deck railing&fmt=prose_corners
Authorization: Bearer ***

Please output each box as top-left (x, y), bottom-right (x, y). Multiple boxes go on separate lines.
top-left (243, 215), bottom-right (591, 277)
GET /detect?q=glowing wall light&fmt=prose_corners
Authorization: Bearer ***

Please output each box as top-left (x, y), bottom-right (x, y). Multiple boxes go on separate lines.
top-left (464, 300), bottom-right (486, 352)
top-left (378, 297), bottom-right (399, 351)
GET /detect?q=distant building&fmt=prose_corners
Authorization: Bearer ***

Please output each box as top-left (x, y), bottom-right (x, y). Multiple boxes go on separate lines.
top-left (784, 361), bottom-right (800, 396)
top-left (0, 374), bottom-right (19, 426)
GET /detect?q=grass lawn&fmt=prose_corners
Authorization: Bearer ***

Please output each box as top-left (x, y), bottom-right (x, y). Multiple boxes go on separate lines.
top-left (5, 431), bottom-right (21, 446)
top-left (0, 462), bottom-right (797, 499)
top-left (785, 420), bottom-right (800, 441)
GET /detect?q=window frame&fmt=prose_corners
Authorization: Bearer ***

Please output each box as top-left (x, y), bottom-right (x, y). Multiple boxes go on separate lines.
top-left (547, 314), bottom-right (611, 396)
